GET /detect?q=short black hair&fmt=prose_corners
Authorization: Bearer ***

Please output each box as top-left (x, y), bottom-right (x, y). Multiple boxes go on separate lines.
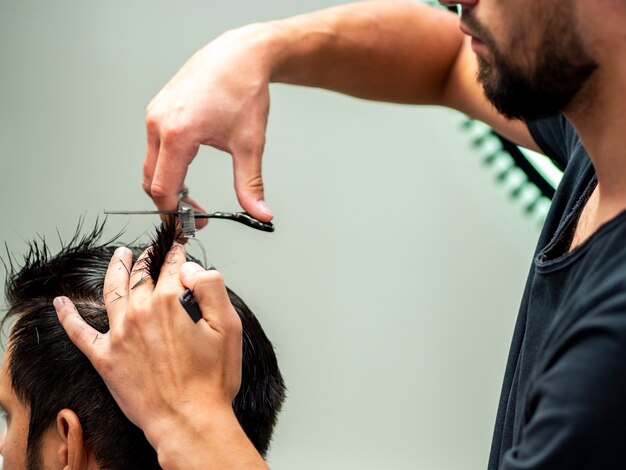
top-left (3, 220), bottom-right (286, 469)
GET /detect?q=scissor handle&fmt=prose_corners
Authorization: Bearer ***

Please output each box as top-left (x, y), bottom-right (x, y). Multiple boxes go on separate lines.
top-left (197, 211), bottom-right (274, 232)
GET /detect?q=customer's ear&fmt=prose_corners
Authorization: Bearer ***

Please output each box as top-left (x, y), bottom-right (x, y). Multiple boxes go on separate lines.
top-left (55, 409), bottom-right (91, 470)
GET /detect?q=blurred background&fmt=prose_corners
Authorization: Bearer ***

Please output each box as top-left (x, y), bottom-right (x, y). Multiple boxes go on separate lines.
top-left (0, 1), bottom-right (543, 468)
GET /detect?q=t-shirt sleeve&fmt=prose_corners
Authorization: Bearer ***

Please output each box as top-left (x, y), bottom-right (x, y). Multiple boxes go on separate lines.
top-left (500, 287), bottom-right (626, 469)
top-left (526, 115), bottom-right (572, 171)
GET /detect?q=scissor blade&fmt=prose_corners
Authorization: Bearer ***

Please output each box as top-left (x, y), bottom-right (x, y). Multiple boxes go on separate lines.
top-left (104, 210), bottom-right (181, 215)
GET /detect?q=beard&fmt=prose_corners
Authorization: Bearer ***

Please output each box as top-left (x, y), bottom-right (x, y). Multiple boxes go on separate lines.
top-left (467, 13), bottom-right (598, 120)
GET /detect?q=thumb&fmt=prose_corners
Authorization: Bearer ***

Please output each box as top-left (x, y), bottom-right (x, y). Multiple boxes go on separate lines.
top-left (179, 261), bottom-right (205, 287)
top-left (180, 264), bottom-right (240, 331)
top-left (232, 148), bottom-right (273, 222)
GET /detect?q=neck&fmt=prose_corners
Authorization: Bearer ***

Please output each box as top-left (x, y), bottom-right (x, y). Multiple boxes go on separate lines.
top-left (565, 60), bottom-right (626, 218)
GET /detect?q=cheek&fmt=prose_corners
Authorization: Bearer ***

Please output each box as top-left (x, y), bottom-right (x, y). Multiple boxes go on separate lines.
top-left (1, 424), bottom-right (29, 470)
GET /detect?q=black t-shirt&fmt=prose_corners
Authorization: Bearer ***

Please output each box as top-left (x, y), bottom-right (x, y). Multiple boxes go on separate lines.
top-left (488, 115), bottom-right (626, 469)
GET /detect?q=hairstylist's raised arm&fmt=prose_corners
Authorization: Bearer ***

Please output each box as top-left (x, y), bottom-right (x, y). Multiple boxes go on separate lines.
top-left (142, 1), bottom-right (466, 224)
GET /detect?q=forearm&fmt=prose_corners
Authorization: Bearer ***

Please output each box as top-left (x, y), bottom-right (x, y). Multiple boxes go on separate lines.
top-left (149, 406), bottom-right (268, 470)
top-left (141, 1), bottom-right (469, 222)
top-left (262, 0), bottom-right (464, 104)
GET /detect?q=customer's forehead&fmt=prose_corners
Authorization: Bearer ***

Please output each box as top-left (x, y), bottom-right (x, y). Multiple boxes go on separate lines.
top-left (0, 347), bottom-right (13, 405)
top-left (0, 344), bottom-right (30, 415)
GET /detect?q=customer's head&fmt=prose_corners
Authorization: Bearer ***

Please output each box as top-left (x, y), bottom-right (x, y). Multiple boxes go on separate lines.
top-left (1, 222), bottom-right (286, 469)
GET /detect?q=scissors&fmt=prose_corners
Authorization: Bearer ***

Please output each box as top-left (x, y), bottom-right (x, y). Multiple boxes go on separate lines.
top-left (105, 189), bottom-right (274, 238)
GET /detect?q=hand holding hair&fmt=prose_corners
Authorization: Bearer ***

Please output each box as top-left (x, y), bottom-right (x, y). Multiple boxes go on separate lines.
top-left (54, 243), bottom-right (268, 470)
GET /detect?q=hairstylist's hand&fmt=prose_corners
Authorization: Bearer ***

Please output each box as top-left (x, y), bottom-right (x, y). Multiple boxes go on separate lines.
top-left (54, 245), bottom-right (267, 469)
top-left (143, 24), bottom-right (276, 226)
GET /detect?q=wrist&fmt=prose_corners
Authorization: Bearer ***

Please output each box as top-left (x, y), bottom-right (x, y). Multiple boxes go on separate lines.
top-left (212, 13), bottom-right (340, 88)
top-left (265, 15), bottom-right (335, 85)
top-left (142, 400), bottom-right (226, 455)
top-left (213, 21), bottom-right (287, 84)
top-left (224, 16), bottom-right (337, 86)
top-left (147, 404), bottom-right (266, 470)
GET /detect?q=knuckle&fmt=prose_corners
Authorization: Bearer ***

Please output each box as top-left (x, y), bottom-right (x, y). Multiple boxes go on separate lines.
top-left (125, 306), bottom-right (146, 327)
top-left (102, 289), bottom-right (117, 306)
top-left (196, 270), bottom-right (225, 288)
top-left (68, 326), bottom-right (85, 345)
top-left (164, 243), bottom-right (185, 262)
top-left (246, 174), bottom-right (265, 193)
top-left (223, 311), bottom-right (243, 335)
top-left (142, 179), bottom-right (152, 196)
top-left (149, 183), bottom-right (170, 203)
top-left (235, 123), bottom-right (266, 149)
top-left (108, 327), bottom-right (126, 349)
top-left (145, 121), bottom-right (158, 140)
top-left (235, 175), bottom-right (264, 199)
top-left (239, 140), bottom-right (265, 160)
top-left (129, 264), bottom-right (147, 281)
top-left (161, 123), bottom-right (186, 144)
top-left (145, 110), bottom-right (159, 130)
top-left (157, 287), bottom-right (181, 304)
top-left (91, 352), bottom-right (109, 373)
top-left (129, 267), bottom-right (145, 283)
top-left (230, 313), bottom-right (243, 332)
top-left (126, 296), bottom-right (151, 321)
top-left (142, 158), bottom-right (153, 176)
top-left (103, 277), bottom-right (115, 291)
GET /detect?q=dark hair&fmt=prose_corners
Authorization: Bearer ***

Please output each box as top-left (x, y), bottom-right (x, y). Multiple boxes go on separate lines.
top-left (3, 221), bottom-right (286, 469)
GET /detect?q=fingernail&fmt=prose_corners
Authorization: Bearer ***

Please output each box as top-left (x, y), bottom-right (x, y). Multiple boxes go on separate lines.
top-left (114, 246), bottom-right (128, 256)
top-left (181, 262), bottom-right (204, 275)
top-left (53, 297), bottom-right (65, 310)
top-left (258, 200), bottom-right (273, 217)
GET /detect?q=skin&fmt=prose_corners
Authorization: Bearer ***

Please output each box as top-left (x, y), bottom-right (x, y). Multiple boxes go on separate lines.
top-left (0, 349), bottom-right (97, 470)
top-left (56, 0), bottom-right (626, 467)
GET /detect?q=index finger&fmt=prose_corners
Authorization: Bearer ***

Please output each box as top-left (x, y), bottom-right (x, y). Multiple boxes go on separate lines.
top-left (150, 139), bottom-right (198, 212)
top-left (142, 114), bottom-right (161, 197)
top-left (54, 296), bottom-right (108, 364)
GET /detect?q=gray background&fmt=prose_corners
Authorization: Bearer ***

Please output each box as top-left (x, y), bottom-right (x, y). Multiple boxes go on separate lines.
top-left (0, 1), bottom-right (541, 468)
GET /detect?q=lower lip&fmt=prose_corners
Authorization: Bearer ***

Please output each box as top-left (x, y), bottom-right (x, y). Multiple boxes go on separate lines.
top-left (471, 37), bottom-right (487, 55)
